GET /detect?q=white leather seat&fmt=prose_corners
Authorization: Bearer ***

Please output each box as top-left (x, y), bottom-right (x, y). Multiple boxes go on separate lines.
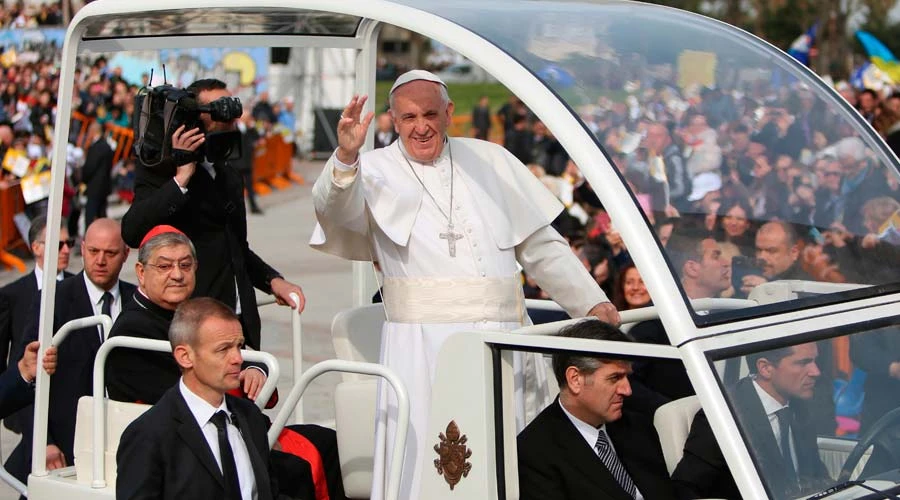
top-left (73, 396), bottom-right (151, 486)
top-left (331, 304), bottom-right (386, 499)
top-left (653, 395), bottom-right (702, 475)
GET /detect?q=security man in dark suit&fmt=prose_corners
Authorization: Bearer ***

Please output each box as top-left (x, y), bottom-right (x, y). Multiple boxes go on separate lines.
top-left (673, 342), bottom-right (830, 498)
top-left (12, 218), bottom-right (136, 481)
top-left (0, 215), bottom-right (73, 373)
top-left (517, 321), bottom-right (677, 500)
top-left (0, 216), bottom-right (72, 478)
top-left (117, 297), bottom-right (276, 500)
top-left (81, 121), bottom-right (115, 227)
top-left (373, 112), bottom-right (398, 149)
top-left (121, 78), bottom-right (304, 352)
top-left (0, 341), bottom-right (57, 420)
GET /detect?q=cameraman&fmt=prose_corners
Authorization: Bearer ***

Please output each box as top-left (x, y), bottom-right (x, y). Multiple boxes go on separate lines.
top-left (121, 79), bottom-right (304, 351)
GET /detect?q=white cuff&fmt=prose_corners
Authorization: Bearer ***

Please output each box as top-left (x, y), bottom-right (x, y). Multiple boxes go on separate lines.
top-left (245, 365), bottom-right (267, 377)
top-left (333, 151), bottom-right (359, 171)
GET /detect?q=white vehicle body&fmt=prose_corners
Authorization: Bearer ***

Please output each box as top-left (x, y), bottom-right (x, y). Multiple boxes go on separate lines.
top-left (25, 1), bottom-right (900, 499)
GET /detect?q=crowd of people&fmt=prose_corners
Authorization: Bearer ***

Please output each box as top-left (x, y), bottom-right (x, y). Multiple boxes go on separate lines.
top-left (0, 1), bottom-right (64, 28)
top-left (0, 48), bottom-right (297, 241)
top-left (483, 80), bottom-right (900, 308)
top-left (1, 12), bottom-right (900, 496)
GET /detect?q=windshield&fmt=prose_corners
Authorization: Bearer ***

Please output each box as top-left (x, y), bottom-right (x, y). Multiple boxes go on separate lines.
top-left (712, 320), bottom-right (900, 499)
top-left (401, 0), bottom-right (900, 322)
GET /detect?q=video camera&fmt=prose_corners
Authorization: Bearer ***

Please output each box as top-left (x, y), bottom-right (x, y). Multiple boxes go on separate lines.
top-left (133, 84), bottom-right (243, 169)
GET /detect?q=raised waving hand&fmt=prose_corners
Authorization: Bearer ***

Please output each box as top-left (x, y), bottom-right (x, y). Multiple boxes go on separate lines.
top-left (336, 94), bottom-right (376, 165)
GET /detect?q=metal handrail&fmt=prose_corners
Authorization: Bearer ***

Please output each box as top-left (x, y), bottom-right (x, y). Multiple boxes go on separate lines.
top-left (516, 298), bottom-right (757, 335)
top-left (256, 292), bottom-right (303, 423)
top-left (32, 315), bottom-right (113, 481)
top-left (87, 336), bottom-right (280, 488)
top-left (268, 359), bottom-right (408, 500)
top-left (0, 463), bottom-right (26, 495)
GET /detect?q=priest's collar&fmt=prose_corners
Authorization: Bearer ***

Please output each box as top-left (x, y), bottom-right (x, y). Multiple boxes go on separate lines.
top-left (135, 289), bottom-right (177, 320)
top-left (397, 136), bottom-right (450, 166)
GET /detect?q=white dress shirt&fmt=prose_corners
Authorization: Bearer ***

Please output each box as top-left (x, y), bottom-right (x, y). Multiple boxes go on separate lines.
top-left (33, 266), bottom-right (65, 291)
top-left (559, 400), bottom-right (644, 500)
top-left (82, 273), bottom-right (122, 342)
top-left (752, 379), bottom-right (798, 470)
top-left (179, 379), bottom-right (257, 500)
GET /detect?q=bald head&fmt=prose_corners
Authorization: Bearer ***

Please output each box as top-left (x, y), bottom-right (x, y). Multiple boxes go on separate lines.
top-left (82, 219), bottom-right (129, 291)
top-left (755, 221), bottom-right (799, 278)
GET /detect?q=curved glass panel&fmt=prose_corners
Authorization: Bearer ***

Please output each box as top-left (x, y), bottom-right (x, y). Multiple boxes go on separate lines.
top-left (82, 9), bottom-right (361, 38)
top-left (712, 320), bottom-right (900, 499)
top-left (402, 0), bottom-right (900, 323)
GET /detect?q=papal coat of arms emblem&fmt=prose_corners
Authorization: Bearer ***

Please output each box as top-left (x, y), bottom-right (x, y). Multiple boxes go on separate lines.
top-left (433, 420), bottom-right (473, 490)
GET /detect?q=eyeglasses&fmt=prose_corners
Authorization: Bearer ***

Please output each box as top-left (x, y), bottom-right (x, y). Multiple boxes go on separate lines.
top-left (144, 260), bottom-right (195, 273)
top-left (36, 238), bottom-right (75, 250)
top-left (823, 171), bottom-right (842, 178)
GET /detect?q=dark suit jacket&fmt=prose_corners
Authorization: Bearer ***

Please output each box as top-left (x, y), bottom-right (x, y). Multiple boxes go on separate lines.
top-left (121, 159), bottom-right (282, 350)
top-left (0, 270), bottom-right (73, 372)
top-left (850, 326), bottom-right (900, 434)
top-left (0, 269), bottom-right (72, 435)
top-left (82, 137), bottom-right (114, 200)
top-left (20, 273), bottom-right (136, 462)
top-left (729, 377), bottom-right (829, 497)
top-left (0, 363), bottom-right (34, 421)
top-left (672, 410), bottom-right (742, 499)
top-left (106, 292), bottom-right (180, 404)
top-left (627, 319), bottom-right (694, 416)
top-left (518, 398), bottom-right (676, 500)
top-left (0, 272), bottom-right (38, 373)
top-left (373, 130), bottom-right (398, 149)
top-left (117, 386), bottom-right (275, 500)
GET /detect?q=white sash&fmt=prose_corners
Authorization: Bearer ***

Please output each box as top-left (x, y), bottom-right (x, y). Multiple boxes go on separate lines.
top-left (382, 275), bottom-right (525, 324)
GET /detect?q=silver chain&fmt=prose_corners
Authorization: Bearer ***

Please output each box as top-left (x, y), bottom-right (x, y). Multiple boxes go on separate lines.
top-left (402, 140), bottom-right (455, 226)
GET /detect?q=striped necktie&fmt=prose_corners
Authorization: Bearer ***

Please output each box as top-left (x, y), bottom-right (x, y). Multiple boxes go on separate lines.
top-left (595, 429), bottom-right (637, 498)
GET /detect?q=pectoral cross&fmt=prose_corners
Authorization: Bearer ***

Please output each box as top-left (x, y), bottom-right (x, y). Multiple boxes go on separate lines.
top-left (440, 224), bottom-right (463, 258)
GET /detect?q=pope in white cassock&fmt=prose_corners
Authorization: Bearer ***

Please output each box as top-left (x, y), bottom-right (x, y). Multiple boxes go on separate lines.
top-left (310, 70), bottom-right (620, 499)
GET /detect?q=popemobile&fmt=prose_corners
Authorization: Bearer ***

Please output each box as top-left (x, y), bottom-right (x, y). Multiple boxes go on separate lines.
top-left (17, 0), bottom-right (900, 499)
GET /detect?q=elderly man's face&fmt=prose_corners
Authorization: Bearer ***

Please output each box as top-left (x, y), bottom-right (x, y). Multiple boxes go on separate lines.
top-left (32, 227), bottom-right (71, 274)
top-left (390, 81), bottom-right (454, 163)
top-left (136, 243), bottom-right (196, 310)
top-left (755, 224), bottom-right (798, 278)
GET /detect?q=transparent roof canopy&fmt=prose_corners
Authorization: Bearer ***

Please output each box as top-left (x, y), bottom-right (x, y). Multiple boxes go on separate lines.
top-left (74, 0), bottom-right (900, 324)
top-left (403, 0), bottom-right (900, 322)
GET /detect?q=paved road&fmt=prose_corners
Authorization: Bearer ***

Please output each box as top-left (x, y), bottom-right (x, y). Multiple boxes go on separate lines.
top-left (0, 159), bottom-right (355, 497)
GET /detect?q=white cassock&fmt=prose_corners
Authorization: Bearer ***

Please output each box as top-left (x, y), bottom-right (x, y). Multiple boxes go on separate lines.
top-left (310, 137), bottom-right (608, 500)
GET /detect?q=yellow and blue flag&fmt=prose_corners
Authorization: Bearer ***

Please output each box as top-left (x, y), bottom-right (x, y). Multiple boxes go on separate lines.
top-left (855, 30), bottom-right (900, 83)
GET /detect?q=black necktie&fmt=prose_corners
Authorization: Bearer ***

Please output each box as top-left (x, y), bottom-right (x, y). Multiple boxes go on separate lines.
top-left (97, 292), bottom-right (113, 344)
top-left (776, 407), bottom-right (798, 482)
top-left (100, 291), bottom-right (112, 317)
top-left (210, 410), bottom-right (242, 500)
top-left (594, 429), bottom-right (637, 498)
